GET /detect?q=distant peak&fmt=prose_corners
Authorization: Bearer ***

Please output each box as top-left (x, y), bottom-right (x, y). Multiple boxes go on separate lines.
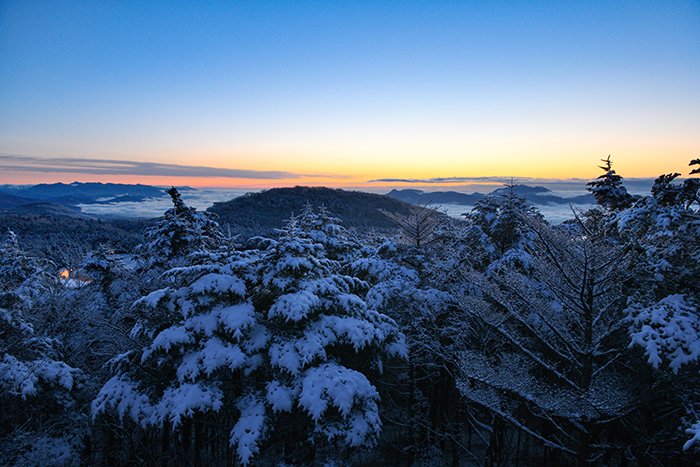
top-left (387, 189), bottom-right (424, 195)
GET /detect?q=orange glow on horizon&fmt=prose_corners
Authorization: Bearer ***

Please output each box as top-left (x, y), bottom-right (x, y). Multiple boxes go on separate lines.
top-left (1, 148), bottom-right (697, 189)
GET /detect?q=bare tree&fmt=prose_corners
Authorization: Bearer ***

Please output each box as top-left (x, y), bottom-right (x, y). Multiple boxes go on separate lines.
top-left (454, 215), bottom-right (645, 464)
top-left (380, 205), bottom-right (447, 250)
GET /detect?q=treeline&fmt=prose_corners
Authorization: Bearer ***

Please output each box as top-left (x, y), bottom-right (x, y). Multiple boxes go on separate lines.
top-left (1, 162), bottom-right (698, 466)
top-left (0, 212), bottom-right (148, 260)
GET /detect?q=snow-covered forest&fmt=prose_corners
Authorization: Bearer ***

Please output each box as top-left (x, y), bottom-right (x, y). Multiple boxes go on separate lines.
top-left (1, 159), bottom-right (699, 466)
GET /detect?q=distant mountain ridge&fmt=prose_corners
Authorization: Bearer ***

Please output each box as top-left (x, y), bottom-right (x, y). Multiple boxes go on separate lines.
top-left (0, 181), bottom-right (194, 212)
top-left (386, 185), bottom-right (594, 206)
top-left (0, 182), bottom-right (168, 205)
top-left (385, 189), bottom-right (483, 205)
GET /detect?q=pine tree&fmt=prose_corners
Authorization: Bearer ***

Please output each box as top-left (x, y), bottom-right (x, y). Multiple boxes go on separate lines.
top-left (0, 233), bottom-right (83, 465)
top-left (467, 182), bottom-right (543, 274)
top-left (296, 203), bottom-right (359, 262)
top-left (587, 155), bottom-right (635, 210)
top-left (93, 215), bottom-right (406, 465)
top-left (651, 159), bottom-right (700, 209)
top-left (55, 245), bottom-right (137, 376)
top-left (137, 187), bottom-right (222, 269)
top-left (616, 160), bottom-right (700, 454)
top-left (0, 230), bottom-right (53, 306)
top-left (257, 219), bottom-right (406, 461)
top-left (79, 244), bottom-right (126, 307)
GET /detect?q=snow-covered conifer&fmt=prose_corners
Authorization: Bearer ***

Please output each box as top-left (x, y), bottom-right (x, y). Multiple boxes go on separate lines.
top-left (0, 230), bottom-right (53, 306)
top-left (0, 236), bottom-right (83, 465)
top-left (616, 160), bottom-right (700, 453)
top-left (587, 155), bottom-right (635, 210)
top-left (468, 182), bottom-right (542, 256)
top-left (137, 187), bottom-right (222, 269)
top-left (93, 214), bottom-right (406, 465)
top-left (297, 203), bottom-right (359, 262)
top-left (254, 219), bottom-right (406, 459)
top-left (0, 306), bottom-right (82, 465)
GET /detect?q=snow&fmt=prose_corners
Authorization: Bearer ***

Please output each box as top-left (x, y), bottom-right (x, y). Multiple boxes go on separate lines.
top-left (268, 290), bottom-right (321, 322)
top-left (93, 377), bottom-right (224, 429)
top-left (218, 302), bottom-right (256, 337)
top-left (312, 315), bottom-right (381, 351)
top-left (158, 383), bottom-right (224, 427)
top-left (1, 354), bottom-right (40, 397)
top-left (243, 323), bottom-right (269, 353)
top-left (334, 292), bottom-right (367, 313)
top-left (200, 338), bottom-right (247, 374)
top-left (269, 340), bottom-right (303, 375)
top-left (142, 325), bottom-right (192, 361)
top-left (265, 380), bottom-right (296, 412)
top-left (6, 172), bottom-right (700, 465)
top-left (137, 288), bottom-right (170, 308)
top-left (626, 294), bottom-right (700, 372)
top-left (184, 309), bottom-right (220, 336)
top-left (189, 273), bottom-right (246, 297)
top-left (299, 364), bottom-right (374, 419)
top-left (0, 355), bottom-right (75, 398)
top-left (40, 360), bottom-right (75, 391)
top-left (684, 420), bottom-right (700, 451)
top-left (2, 202), bottom-right (413, 465)
top-left (298, 363), bottom-right (381, 447)
top-left (92, 376), bottom-right (153, 424)
top-left (230, 394), bottom-right (266, 465)
top-left (176, 338), bottom-right (246, 381)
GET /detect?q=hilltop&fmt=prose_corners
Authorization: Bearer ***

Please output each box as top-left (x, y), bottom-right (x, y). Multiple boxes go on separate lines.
top-left (208, 186), bottom-right (422, 232)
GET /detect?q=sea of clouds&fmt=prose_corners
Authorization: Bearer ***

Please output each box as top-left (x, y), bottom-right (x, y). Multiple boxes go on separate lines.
top-left (78, 179), bottom-right (652, 224)
top-left (79, 189), bottom-right (253, 218)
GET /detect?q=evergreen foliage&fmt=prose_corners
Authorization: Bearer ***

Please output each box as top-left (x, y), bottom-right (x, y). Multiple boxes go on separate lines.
top-left (586, 155), bottom-right (635, 210)
top-left (3, 160), bottom-right (700, 465)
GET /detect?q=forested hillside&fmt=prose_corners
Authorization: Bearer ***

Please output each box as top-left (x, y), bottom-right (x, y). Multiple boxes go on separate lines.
top-left (0, 211), bottom-right (148, 260)
top-left (1, 160), bottom-right (698, 466)
top-left (208, 186), bottom-right (421, 232)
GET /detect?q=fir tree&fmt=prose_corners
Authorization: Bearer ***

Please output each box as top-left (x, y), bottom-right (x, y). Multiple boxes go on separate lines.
top-left (93, 215), bottom-right (406, 465)
top-left (78, 244), bottom-right (125, 307)
top-left (0, 230), bottom-right (53, 305)
top-left (137, 187), bottom-right (222, 269)
top-left (296, 203), bottom-right (359, 262)
top-left (616, 160), bottom-right (700, 454)
top-left (587, 155), bottom-right (635, 210)
top-left (0, 233), bottom-right (83, 465)
top-left (468, 182), bottom-right (542, 261)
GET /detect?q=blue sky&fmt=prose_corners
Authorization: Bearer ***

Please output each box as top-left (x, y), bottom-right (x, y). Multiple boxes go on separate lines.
top-left (1, 1), bottom-right (698, 186)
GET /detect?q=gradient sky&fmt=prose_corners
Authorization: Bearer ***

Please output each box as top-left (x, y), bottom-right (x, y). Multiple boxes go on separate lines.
top-left (1, 0), bottom-right (699, 187)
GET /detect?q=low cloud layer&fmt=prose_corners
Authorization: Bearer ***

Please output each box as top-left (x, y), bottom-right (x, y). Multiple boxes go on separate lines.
top-left (0, 154), bottom-right (310, 180)
top-left (369, 176), bottom-right (591, 184)
top-left (369, 175), bottom-right (655, 190)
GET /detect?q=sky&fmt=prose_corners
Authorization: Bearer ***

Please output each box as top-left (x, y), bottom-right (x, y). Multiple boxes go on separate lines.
top-left (1, 0), bottom-right (699, 188)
